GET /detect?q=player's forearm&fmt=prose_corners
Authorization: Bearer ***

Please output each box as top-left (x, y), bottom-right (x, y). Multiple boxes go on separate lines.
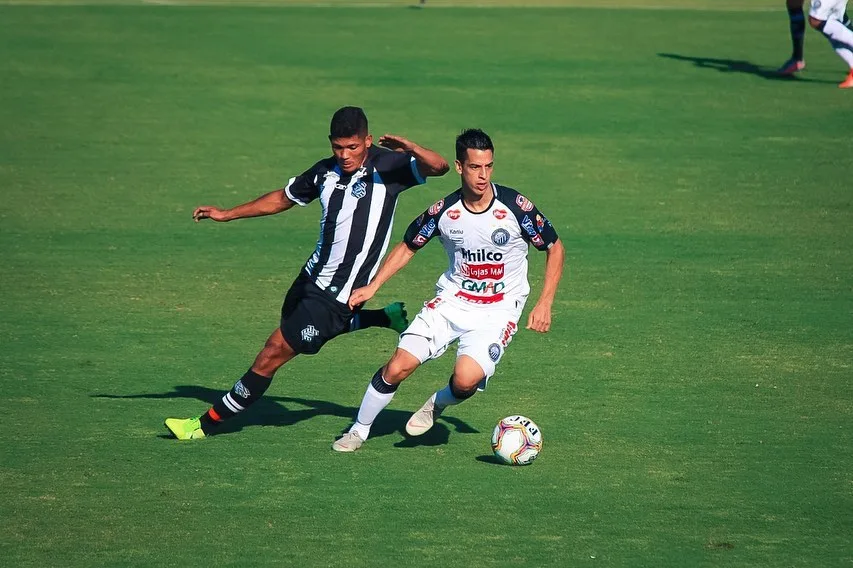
top-left (222, 189), bottom-right (293, 220)
top-left (369, 242), bottom-right (416, 292)
top-left (409, 143), bottom-right (449, 177)
top-left (537, 240), bottom-right (565, 306)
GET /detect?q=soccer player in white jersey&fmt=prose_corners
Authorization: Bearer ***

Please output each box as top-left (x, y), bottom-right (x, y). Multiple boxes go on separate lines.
top-left (806, 0), bottom-right (853, 87)
top-left (332, 128), bottom-right (565, 452)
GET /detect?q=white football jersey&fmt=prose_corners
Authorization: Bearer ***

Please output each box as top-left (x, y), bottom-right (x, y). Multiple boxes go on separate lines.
top-left (403, 183), bottom-right (559, 311)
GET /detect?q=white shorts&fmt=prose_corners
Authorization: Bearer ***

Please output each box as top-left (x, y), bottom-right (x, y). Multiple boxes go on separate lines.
top-left (810, 0), bottom-right (848, 21)
top-left (397, 295), bottom-right (521, 387)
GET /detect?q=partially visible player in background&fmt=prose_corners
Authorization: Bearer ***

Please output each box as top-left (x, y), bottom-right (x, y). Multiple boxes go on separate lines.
top-left (805, 0), bottom-right (853, 87)
top-left (332, 128), bottom-right (565, 453)
top-left (778, 0), bottom-right (852, 76)
top-left (164, 106), bottom-right (449, 440)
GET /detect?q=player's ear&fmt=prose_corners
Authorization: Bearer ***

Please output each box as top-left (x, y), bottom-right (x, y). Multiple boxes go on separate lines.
top-left (455, 159), bottom-right (463, 175)
top-left (364, 134), bottom-right (373, 148)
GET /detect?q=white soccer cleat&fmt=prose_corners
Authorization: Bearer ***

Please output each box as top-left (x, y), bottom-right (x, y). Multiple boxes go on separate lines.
top-left (332, 431), bottom-right (365, 452)
top-left (405, 394), bottom-right (444, 436)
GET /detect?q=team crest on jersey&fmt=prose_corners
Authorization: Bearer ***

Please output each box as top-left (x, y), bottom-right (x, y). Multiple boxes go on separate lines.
top-left (491, 228), bottom-right (510, 246)
top-left (493, 209), bottom-right (507, 220)
top-left (428, 199), bottom-right (444, 216)
top-left (351, 180), bottom-right (367, 198)
top-left (516, 195), bottom-right (534, 212)
top-left (488, 343), bottom-right (501, 362)
top-left (447, 209), bottom-right (461, 221)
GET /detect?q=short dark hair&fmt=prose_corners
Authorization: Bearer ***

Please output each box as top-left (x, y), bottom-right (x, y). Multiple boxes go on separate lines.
top-left (330, 106), bottom-right (368, 139)
top-left (455, 128), bottom-right (494, 162)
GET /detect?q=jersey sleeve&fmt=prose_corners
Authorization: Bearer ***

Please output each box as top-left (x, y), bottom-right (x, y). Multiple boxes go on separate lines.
top-left (283, 162), bottom-right (323, 206)
top-left (403, 197), bottom-right (446, 250)
top-left (505, 188), bottom-right (559, 251)
top-left (375, 149), bottom-right (426, 196)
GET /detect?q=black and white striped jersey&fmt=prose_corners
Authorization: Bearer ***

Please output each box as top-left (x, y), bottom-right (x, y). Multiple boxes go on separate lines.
top-left (284, 145), bottom-right (426, 304)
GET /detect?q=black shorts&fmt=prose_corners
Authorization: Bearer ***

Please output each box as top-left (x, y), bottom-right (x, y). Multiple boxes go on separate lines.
top-left (280, 271), bottom-right (355, 355)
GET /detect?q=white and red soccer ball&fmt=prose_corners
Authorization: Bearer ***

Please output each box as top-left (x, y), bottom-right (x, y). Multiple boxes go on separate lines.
top-left (491, 415), bottom-right (542, 465)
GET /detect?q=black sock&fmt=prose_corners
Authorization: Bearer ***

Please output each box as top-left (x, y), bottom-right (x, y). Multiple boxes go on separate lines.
top-left (199, 369), bottom-right (272, 433)
top-left (788, 6), bottom-right (806, 61)
top-left (350, 308), bottom-right (390, 330)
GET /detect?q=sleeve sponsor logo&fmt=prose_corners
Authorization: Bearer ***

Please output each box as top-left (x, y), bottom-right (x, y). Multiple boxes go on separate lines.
top-left (447, 209), bottom-right (461, 220)
top-left (493, 208), bottom-right (508, 220)
top-left (530, 234), bottom-right (545, 247)
top-left (491, 228), bottom-right (510, 246)
top-left (460, 262), bottom-right (505, 280)
top-left (413, 234), bottom-right (428, 246)
top-left (419, 218), bottom-right (437, 238)
top-left (516, 195), bottom-right (534, 212)
top-left (415, 213), bottom-right (425, 227)
top-left (521, 215), bottom-right (538, 237)
top-left (428, 199), bottom-right (444, 216)
top-left (536, 214), bottom-right (547, 230)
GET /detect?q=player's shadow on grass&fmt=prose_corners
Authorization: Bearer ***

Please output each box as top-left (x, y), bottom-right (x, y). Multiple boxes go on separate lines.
top-left (657, 53), bottom-right (836, 83)
top-left (92, 385), bottom-right (478, 446)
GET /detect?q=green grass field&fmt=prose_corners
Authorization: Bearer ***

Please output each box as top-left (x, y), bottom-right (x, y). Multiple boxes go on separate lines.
top-left (2, 2), bottom-right (852, 566)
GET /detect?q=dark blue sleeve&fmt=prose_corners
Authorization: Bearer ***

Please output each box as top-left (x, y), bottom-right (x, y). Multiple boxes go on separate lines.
top-left (504, 188), bottom-right (559, 251)
top-left (375, 149), bottom-right (426, 196)
top-left (403, 198), bottom-right (444, 250)
top-left (283, 162), bottom-right (323, 206)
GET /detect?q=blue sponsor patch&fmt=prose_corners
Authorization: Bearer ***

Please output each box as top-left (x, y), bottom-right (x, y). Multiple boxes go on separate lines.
top-left (488, 343), bottom-right (501, 362)
top-left (521, 215), bottom-right (538, 237)
top-left (491, 228), bottom-right (510, 246)
top-left (419, 218), bottom-right (437, 239)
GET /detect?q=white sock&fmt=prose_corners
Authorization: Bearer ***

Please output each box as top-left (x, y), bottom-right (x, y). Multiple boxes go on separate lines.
top-left (350, 382), bottom-right (395, 439)
top-left (832, 40), bottom-right (853, 67)
top-left (823, 18), bottom-right (853, 50)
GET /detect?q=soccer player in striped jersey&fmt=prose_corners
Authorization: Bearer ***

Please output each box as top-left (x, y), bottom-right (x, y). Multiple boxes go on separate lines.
top-left (332, 128), bottom-right (565, 452)
top-left (164, 106), bottom-right (449, 440)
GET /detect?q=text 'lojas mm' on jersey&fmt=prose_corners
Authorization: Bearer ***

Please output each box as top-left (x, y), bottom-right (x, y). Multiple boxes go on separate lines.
top-left (284, 145), bottom-right (426, 304)
top-left (403, 183), bottom-right (559, 311)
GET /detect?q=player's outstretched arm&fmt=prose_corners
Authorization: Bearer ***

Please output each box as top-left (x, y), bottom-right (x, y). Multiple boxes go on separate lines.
top-left (348, 242), bottom-right (417, 309)
top-left (378, 134), bottom-right (449, 178)
top-left (193, 189), bottom-right (295, 222)
top-left (527, 239), bottom-right (565, 333)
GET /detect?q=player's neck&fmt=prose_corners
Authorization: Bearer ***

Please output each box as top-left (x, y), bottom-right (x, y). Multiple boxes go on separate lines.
top-left (461, 184), bottom-right (494, 213)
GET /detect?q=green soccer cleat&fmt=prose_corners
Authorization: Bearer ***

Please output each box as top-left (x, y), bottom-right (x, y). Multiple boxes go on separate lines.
top-left (164, 417), bottom-right (206, 440)
top-left (383, 302), bottom-right (409, 334)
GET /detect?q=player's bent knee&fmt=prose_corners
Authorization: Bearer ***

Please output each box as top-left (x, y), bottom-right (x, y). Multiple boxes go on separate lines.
top-left (809, 16), bottom-right (825, 30)
top-left (449, 376), bottom-right (478, 400)
top-left (384, 348), bottom-right (421, 383)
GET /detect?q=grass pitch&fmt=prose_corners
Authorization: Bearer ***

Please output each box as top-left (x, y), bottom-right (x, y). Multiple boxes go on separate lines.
top-left (1, 2), bottom-right (852, 567)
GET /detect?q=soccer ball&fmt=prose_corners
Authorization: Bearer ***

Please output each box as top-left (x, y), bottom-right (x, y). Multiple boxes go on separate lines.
top-left (491, 415), bottom-right (542, 465)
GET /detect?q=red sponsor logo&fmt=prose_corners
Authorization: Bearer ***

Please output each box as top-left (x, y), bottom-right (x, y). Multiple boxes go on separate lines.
top-left (530, 234), bottom-right (544, 247)
top-left (500, 321), bottom-right (518, 347)
top-left (516, 195), bottom-right (534, 212)
top-left (455, 290), bottom-right (505, 304)
top-left (425, 296), bottom-right (443, 310)
top-left (413, 234), bottom-right (428, 246)
top-left (428, 199), bottom-right (444, 216)
top-left (447, 209), bottom-right (461, 220)
top-left (460, 262), bottom-right (505, 280)
top-left (536, 214), bottom-right (545, 230)
top-left (493, 209), bottom-right (507, 220)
